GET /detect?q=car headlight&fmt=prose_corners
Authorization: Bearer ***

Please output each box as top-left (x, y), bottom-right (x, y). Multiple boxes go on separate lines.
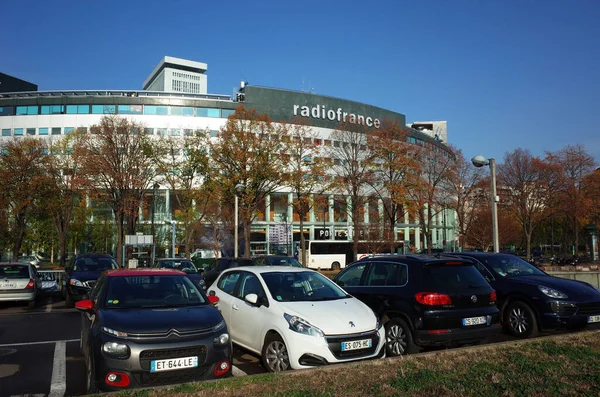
top-left (284, 313), bottom-right (324, 337)
top-left (102, 326), bottom-right (128, 338)
top-left (212, 320), bottom-right (226, 332)
top-left (538, 285), bottom-right (568, 299)
top-left (214, 333), bottom-right (230, 347)
top-left (102, 342), bottom-right (130, 358)
top-left (375, 316), bottom-right (383, 330)
top-left (69, 279), bottom-right (84, 287)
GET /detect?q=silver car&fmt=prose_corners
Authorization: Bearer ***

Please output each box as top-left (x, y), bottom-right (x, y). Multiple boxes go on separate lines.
top-left (0, 263), bottom-right (41, 308)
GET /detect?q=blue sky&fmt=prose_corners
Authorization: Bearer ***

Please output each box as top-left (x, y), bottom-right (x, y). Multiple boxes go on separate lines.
top-left (4, 0), bottom-right (600, 163)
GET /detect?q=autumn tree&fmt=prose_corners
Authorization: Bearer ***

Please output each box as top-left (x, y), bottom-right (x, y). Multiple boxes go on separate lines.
top-left (327, 121), bottom-right (374, 261)
top-left (149, 132), bottom-right (211, 257)
top-left (282, 118), bottom-right (329, 265)
top-left (498, 148), bottom-right (561, 258)
top-left (367, 121), bottom-right (421, 251)
top-left (210, 106), bottom-right (287, 258)
top-left (0, 137), bottom-right (49, 261)
top-left (72, 116), bottom-right (155, 266)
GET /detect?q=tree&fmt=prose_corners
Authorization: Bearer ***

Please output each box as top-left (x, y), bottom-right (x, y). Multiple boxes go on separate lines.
top-left (367, 121), bottom-right (421, 251)
top-left (149, 132), bottom-right (211, 257)
top-left (282, 118), bottom-right (329, 265)
top-left (327, 121), bottom-right (374, 261)
top-left (210, 106), bottom-right (287, 258)
top-left (498, 148), bottom-right (561, 258)
top-left (0, 137), bottom-right (49, 261)
top-left (73, 116), bottom-right (155, 266)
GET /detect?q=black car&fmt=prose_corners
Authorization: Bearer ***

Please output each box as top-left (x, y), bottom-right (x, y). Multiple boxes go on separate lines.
top-left (63, 254), bottom-right (119, 307)
top-left (333, 255), bottom-right (501, 356)
top-left (251, 255), bottom-right (303, 268)
top-left (445, 252), bottom-right (600, 338)
top-left (76, 268), bottom-right (232, 393)
top-left (202, 258), bottom-right (254, 288)
top-left (152, 258), bottom-right (206, 291)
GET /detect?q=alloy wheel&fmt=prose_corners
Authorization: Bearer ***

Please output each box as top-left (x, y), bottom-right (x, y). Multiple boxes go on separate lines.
top-left (509, 306), bottom-right (529, 334)
top-left (386, 323), bottom-right (408, 356)
top-left (264, 340), bottom-right (289, 371)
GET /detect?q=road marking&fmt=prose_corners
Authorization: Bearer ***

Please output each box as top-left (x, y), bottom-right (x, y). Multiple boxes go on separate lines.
top-left (10, 394), bottom-right (45, 397)
top-left (0, 339), bottom-right (79, 348)
top-left (45, 298), bottom-right (53, 312)
top-left (49, 341), bottom-right (66, 397)
top-left (232, 366), bottom-right (248, 377)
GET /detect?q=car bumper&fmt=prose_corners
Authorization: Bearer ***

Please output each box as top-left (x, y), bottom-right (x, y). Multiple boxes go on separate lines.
top-left (0, 290), bottom-right (36, 302)
top-left (94, 336), bottom-right (232, 391)
top-left (284, 327), bottom-right (386, 370)
top-left (66, 285), bottom-right (91, 301)
top-left (415, 323), bottom-right (503, 345)
top-left (539, 300), bottom-right (600, 330)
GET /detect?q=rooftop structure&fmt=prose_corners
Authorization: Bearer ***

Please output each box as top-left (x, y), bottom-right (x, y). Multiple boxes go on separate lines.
top-left (142, 56), bottom-right (208, 95)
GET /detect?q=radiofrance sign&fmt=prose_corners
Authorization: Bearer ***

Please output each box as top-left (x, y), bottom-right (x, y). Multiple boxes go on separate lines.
top-left (293, 104), bottom-right (381, 128)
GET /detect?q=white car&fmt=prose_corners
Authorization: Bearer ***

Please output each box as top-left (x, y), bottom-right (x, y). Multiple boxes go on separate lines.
top-left (0, 263), bottom-right (41, 308)
top-left (207, 266), bottom-right (385, 371)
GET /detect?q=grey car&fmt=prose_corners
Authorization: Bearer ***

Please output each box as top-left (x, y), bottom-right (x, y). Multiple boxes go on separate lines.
top-left (0, 263), bottom-right (41, 308)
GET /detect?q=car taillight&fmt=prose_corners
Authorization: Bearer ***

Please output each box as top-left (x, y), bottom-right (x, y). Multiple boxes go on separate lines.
top-left (25, 279), bottom-right (35, 289)
top-left (490, 290), bottom-right (497, 303)
top-left (415, 292), bottom-right (452, 305)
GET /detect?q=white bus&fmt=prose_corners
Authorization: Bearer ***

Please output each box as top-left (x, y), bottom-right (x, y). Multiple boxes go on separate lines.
top-left (303, 241), bottom-right (405, 270)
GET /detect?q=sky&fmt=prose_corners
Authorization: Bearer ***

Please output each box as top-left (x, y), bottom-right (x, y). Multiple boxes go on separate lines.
top-left (3, 0), bottom-right (600, 163)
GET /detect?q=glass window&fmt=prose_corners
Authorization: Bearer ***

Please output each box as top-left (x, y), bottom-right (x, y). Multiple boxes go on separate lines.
top-left (144, 106), bottom-right (168, 115)
top-left (365, 262), bottom-right (405, 286)
top-left (423, 265), bottom-right (489, 292)
top-left (144, 128), bottom-right (154, 135)
top-left (157, 128), bottom-right (167, 136)
top-left (26, 128), bottom-right (36, 136)
top-left (14, 128), bottom-right (23, 136)
top-left (0, 107), bottom-right (15, 116)
top-left (117, 105), bottom-right (142, 115)
top-left (196, 107), bottom-right (220, 117)
top-left (91, 105), bottom-right (116, 114)
top-left (66, 105), bottom-right (89, 114)
top-left (39, 128), bottom-right (48, 135)
top-left (16, 106), bottom-right (38, 115)
top-left (64, 127), bottom-right (74, 134)
top-left (170, 129), bottom-right (180, 136)
top-left (236, 273), bottom-right (265, 300)
top-left (182, 107), bottom-right (194, 116)
top-left (262, 271), bottom-right (348, 302)
top-left (221, 109), bottom-right (235, 118)
top-left (210, 130), bottom-right (218, 138)
top-left (40, 105), bottom-right (64, 114)
top-left (218, 272), bottom-right (241, 295)
top-left (183, 129), bottom-right (193, 136)
top-left (335, 263), bottom-right (367, 287)
top-left (2, 129), bottom-right (11, 136)
top-left (171, 107), bottom-right (193, 116)
top-left (51, 127), bottom-right (61, 135)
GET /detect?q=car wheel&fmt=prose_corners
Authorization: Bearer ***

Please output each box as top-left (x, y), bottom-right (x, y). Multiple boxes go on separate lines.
top-left (385, 318), bottom-right (417, 356)
top-left (504, 301), bottom-right (538, 338)
top-left (85, 351), bottom-right (98, 394)
top-left (331, 262), bottom-right (341, 271)
top-left (261, 333), bottom-right (290, 372)
top-left (65, 292), bottom-right (74, 308)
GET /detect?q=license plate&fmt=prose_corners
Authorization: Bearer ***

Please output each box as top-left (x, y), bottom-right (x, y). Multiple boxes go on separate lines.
top-left (341, 338), bottom-right (372, 351)
top-left (462, 316), bottom-right (487, 326)
top-left (1, 283), bottom-right (16, 289)
top-left (588, 315), bottom-right (600, 323)
top-left (150, 356), bottom-right (198, 372)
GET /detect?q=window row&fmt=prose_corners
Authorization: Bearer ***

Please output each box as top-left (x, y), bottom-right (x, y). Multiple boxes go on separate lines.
top-left (1, 127), bottom-right (76, 136)
top-left (0, 105), bottom-right (236, 118)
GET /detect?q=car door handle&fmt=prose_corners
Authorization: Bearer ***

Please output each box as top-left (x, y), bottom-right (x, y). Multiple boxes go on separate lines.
top-left (232, 304), bottom-right (239, 311)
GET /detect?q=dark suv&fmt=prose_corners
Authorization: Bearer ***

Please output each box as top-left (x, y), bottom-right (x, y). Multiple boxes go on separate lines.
top-left (333, 255), bottom-right (501, 356)
top-left (64, 254), bottom-right (119, 307)
top-left (201, 258), bottom-right (254, 288)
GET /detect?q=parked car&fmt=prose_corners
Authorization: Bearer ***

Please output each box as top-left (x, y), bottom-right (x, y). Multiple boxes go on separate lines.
top-left (0, 262), bottom-right (42, 309)
top-left (152, 258), bottom-right (206, 291)
top-left (252, 255), bottom-right (303, 268)
top-left (76, 268), bottom-right (231, 393)
top-left (19, 255), bottom-right (41, 268)
top-left (333, 255), bottom-right (501, 356)
top-left (445, 252), bottom-right (600, 338)
top-left (207, 266), bottom-right (385, 372)
top-left (202, 257), bottom-right (254, 288)
top-left (63, 254), bottom-right (119, 307)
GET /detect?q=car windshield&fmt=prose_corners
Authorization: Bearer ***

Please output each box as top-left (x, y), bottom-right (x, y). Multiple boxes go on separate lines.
top-left (482, 255), bottom-right (546, 278)
top-left (261, 271), bottom-right (349, 302)
top-left (0, 265), bottom-right (30, 279)
top-left (105, 275), bottom-right (207, 309)
top-left (73, 257), bottom-right (119, 272)
top-left (158, 260), bottom-right (198, 273)
top-left (266, 257), bottom-right (303, 267)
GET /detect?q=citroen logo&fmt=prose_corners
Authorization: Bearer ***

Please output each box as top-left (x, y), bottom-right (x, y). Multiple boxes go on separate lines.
top-left (471, 295), bottom-right (478, 303)
top-left (349, 321), bottom-right (355, 327)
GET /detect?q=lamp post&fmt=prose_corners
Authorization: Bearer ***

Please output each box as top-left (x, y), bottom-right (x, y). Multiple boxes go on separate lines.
top-left (151, 183), bottom-right (159, 242)
top-left (170, 220), bottom-right (176, 258)
top-left (471, 155), bottom-right (499, 253)
top-left (234, 184), bottom-right (244, 258)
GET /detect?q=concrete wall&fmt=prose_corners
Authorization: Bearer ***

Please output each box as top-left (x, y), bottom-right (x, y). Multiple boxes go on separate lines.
top-left (548, 271), bottom-right (600, 288)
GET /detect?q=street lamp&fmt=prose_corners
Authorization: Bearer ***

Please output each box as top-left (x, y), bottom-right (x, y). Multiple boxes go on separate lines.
top-left (170, 220), bottom-right (176, 258)
top-left (151, 183), bottom-right (159, 241)
top-left (471, 155), bottom-right (499, 253)
top-left (234, 184), bottom-right (245, 258)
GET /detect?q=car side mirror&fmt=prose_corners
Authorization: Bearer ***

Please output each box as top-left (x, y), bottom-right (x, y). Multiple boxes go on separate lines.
top-left (75, 299), bottom-right (94, 312)
top-left (244, 293), bottom-right (259, 306)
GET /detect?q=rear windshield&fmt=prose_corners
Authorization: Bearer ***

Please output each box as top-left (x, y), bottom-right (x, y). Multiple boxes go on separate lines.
top-left (0, 265), bottom-right (30, 279)
top-left (158, 260), bottom-right (198, 273)
top-left (73, 257), bottom-right (119, 272)
top-left (266, 257), bottom-right (303, 267)
top-left (423, 264), bottom-right (489, 291)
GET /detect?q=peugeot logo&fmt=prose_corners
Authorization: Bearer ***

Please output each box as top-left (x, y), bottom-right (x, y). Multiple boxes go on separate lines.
top-left (471, 295), bottom-right (478, 303)
top-left (349, 321), bottom-right (355, 327)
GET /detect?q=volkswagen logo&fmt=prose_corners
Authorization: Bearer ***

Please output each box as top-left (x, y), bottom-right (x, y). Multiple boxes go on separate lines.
top-left (471, 295), bottom-right (478, 303)
top-left (349, 321), bottom-right (355, 327)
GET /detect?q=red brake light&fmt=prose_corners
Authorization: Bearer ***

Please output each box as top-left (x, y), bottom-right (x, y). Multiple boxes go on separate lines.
top-left (490, 290), bottom-right (497, 303)
top-left (444, 261), bottom-right (464, 265)
top-left (25, 279), bottom-right (35, 289)
top-left (415, 292), bottom-right (452, 305)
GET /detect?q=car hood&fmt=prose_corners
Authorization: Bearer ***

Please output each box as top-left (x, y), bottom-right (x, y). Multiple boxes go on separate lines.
top-left (276, 298), bottom-right (377, 334)
top-left (70, 271), bottom-right (103, 282)
top-left (101, 305), bottom-right (224, 334)
top-left (509, 275), bottom-right (600, 300)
